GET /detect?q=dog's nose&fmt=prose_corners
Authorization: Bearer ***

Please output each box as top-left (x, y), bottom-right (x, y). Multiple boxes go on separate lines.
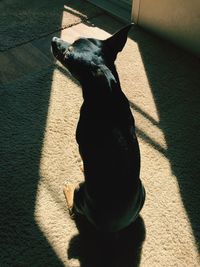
top-left (51, 37), bottom-right (60, 50)
top-left (52, 37), bottom-right (62, 47)
top-left (52, 36), bottom-right (59, 43)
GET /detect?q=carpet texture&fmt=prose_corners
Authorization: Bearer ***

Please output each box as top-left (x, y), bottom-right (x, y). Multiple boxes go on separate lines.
top-left (0, 0), bottom-right (102, 51)
top-left (0, 1), bottom-right (200, 266)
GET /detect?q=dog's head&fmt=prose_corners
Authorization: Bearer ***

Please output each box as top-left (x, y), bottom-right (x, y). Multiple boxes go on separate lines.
top-left (51, 24), bottom-right (133, 96)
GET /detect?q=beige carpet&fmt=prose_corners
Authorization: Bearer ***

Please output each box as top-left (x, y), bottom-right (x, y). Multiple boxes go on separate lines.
top-left (0, 1), bottom-right (200, 266)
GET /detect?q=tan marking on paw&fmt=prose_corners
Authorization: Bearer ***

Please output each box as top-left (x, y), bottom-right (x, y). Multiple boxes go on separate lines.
top-left (63, 184), bottom-right (76, 213)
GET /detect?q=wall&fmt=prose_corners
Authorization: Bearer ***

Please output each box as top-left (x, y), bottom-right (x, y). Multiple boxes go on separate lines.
top-left (132, 0), bottom-right (200, 55)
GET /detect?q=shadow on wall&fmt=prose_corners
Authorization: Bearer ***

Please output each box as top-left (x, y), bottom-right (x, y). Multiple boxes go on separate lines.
top-left (68, 215), bottom-right (146, 267)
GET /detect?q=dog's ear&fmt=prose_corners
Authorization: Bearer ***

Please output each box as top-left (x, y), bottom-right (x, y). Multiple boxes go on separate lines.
top-left (104, 23), bottom-right (133, 60)
top-left (91, 64), bottom-right (117, 91)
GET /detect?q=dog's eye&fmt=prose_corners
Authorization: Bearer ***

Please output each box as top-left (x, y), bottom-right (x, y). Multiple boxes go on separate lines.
top-left (68, 46), bottom-right (74, 52)
top-left (64, 46), bottom-right (74, 60)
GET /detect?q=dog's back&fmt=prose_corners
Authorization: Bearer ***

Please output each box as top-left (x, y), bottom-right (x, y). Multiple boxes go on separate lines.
top-left (75, 81), bottom-right (143, 231)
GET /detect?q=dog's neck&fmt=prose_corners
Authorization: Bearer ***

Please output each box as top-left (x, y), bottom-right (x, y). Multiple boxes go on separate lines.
top-left (79, 81), bottom-right (130, 122)
top-left (80, 65), bottom-right (121, 101)
top-left (77, 64), bottom-right (130, 120)
top-left (80, 76), bottom-right (123, 107)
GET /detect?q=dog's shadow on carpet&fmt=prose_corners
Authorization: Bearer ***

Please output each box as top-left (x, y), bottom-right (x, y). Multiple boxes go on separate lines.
top-left (68, 215), bottom-right (146, 267)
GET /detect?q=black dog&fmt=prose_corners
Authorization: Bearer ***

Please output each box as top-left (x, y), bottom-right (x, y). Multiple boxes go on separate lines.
top-left (51, 24), bottom-right (145, 232)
